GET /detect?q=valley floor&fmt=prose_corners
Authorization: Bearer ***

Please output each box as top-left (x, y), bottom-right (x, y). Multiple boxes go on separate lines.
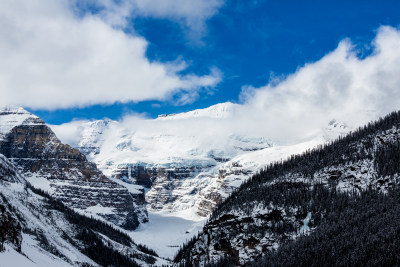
top-left (130, 211), bottom-right (206, 259)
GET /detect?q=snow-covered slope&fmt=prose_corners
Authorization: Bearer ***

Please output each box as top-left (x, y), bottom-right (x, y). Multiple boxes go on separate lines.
top-left (51, 103), bottom-right (350, 219)
top-left (76, 119), bottom-right (117, 157)
top-left (0, 181), bottom-right (96, 266)
top-left (0, 154), bottom-right (167, 266)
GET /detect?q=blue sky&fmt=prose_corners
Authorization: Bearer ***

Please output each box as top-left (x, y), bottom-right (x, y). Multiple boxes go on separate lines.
top-left (9, 1), bottom-right (400, 124)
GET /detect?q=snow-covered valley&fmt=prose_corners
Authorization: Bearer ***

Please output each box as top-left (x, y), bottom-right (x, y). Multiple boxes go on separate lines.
top-left (130, 211), bottom-right (205, 259)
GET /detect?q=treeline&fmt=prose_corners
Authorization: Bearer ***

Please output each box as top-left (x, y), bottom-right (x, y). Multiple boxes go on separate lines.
top-left (27, 183), bottom-right (158, 266)
top-left (211, 110), bottom-right (400, 223)
top-left (27, 184), bottom-right (132, 246)
top-left (175, 183), bottom-right (360, 266)
top-left (0, 193), bottom-right (22, 252)
top-left (375, 140), bottom-right (400, 177)
top-left (198, 187), bottom-right (400, 267)
top-left (77, 229), bottom-right (141, 267)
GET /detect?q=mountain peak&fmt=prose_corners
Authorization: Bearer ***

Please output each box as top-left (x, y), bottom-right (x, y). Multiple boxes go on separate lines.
top-left (0, 105), bottom-right (31, 115)
top-left (157, 102), bottom-right (238, 120)
top-left (0, 106), bottom-right (44, 140)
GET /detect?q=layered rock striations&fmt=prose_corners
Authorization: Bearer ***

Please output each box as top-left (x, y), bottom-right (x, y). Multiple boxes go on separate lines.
top-left (0, 106), bottom-right (147, 229)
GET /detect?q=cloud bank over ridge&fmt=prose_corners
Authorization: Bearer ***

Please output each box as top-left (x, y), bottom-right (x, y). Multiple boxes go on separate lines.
top-left (2, 0), bottom-right (400, 145)
top-left (53, 26), bottom-right (400, 148)
top-left (238, 26), bottom-right (400, 140)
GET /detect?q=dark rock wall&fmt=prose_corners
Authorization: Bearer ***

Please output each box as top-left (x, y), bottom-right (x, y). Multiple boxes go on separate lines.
top-left (0, 124), bottom-right (146, 230)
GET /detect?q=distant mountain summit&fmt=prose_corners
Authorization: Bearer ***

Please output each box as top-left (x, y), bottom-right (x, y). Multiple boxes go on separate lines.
top-left (157, 102), bottom-right (239, 120)
top-left (76, 118), bottom-right (118, 158)
top-left (0, 106), bottom-right (43, 141)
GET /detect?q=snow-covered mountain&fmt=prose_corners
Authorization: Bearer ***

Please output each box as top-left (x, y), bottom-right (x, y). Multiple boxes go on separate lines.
top-left (0, 103), bottom-right (364, 262)
top-left (0, 106), bottom-right (43, 141)
top-left (0, 106), bottom-right (147, 230)
top-left (51, 102), bottom-right (351, 222)
top-left (157, 102), bottom-right (239, 120)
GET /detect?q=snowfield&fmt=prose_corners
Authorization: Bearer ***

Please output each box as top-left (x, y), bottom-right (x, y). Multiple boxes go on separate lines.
top-left (130, 211), bottom-right (206, 259)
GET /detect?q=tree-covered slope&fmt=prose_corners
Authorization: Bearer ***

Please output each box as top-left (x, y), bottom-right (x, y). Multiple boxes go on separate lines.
top-left (175, 111), bottom-right (400, 266)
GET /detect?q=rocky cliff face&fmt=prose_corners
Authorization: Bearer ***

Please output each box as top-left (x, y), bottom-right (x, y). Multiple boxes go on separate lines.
top-left (112, 163), bottom-right (216, 212)
top-left (0, 107), bottom-right (147, 229)
top-left (99, 139), bottom-right (329, 218)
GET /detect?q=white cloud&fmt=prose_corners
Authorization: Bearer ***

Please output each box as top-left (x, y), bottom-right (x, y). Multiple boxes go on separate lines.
top-left (51, 119), bottom-right (91, 145)
top-left (0, 0), bottom-right (221, 110)
top-left (79, 0), bottom-right (225, 39)
top-left (53, 25), bottom-right (400, 160)
top-left (237, 26), bottom-right (400, 141)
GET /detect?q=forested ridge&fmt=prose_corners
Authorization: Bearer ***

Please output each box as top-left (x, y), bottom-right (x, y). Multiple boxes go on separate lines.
top-left (253, 188), bottom-right (400, 266)
top-left (175, 110), bottom-right (400, 266)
